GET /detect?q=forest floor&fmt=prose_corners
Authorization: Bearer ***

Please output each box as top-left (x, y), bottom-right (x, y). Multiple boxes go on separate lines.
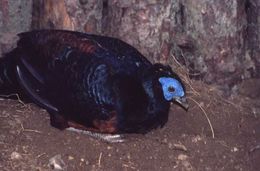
top-left (0, 79), bottom-right (259, 171)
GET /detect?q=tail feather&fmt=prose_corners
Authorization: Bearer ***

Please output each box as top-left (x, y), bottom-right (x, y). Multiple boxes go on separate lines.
top-left (0, 49), bottom-right (19, 94)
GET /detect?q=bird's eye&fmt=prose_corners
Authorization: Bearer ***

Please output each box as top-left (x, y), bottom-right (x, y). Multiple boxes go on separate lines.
top-left (168, 86), bottom-right (175, 92)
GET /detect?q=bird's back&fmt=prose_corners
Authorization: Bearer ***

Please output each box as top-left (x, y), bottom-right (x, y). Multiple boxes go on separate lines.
top-left (17, 30), bottom-right (152, 73)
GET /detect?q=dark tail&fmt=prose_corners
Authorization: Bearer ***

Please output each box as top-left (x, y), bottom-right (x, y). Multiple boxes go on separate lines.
top-left (0, 49), bottom-right (19, 94)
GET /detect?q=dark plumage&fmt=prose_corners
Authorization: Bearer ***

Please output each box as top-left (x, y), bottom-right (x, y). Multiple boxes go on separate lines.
top-left (0, 30), bottom-right (188, 134)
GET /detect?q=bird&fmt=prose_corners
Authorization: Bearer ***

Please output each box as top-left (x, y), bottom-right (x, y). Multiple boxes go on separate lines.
top-left (0, 30), bottom-right (188, 142)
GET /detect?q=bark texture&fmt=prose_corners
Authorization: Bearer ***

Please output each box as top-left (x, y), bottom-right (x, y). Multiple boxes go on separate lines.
top-left (176, 0), bottom-right (248, 91)
top-left (245, 0), bottom-right (260, 78)
top-left (0, 0), bottom-right (32, 57)
top-left (32, 0), bottom-right (103, 34)
top-left (0, 0), bottom-right (259, 92)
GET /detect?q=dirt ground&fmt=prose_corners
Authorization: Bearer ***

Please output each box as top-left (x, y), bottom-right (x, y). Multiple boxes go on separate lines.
top-left (0, 80), bottom-right (259, 171)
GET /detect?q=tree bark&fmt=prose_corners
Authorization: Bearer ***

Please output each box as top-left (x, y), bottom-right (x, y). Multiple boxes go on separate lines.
top-left (245, 0), bottom-right (260, 77)
top-left (0, 0), bottom-right (32, 57)
top-left (32, 0), bottom-right (103, 34)
top-left (176, 0), bottom-right (247, 91)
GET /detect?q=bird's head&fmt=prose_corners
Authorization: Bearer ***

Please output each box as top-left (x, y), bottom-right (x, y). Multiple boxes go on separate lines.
top-left (143, 63), bottom-right (189, 110)
top-left (158, 76), bottom-right (188, 110)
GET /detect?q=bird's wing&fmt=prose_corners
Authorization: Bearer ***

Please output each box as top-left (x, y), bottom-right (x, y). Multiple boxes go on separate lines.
top-left (14, 30), bottom-right (100, 113)
top-left (14, 30), bottom-right (120, 117)
top-left (86, 63), bottom-right (114, 106)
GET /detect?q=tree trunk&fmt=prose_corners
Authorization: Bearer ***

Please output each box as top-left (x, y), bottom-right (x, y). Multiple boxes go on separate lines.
top-left (245, 0), bottom-right (260, 78)
top-left (32, 0), bottom-right (103, 34)
top-left (0, 0), bottom-right (32, 57)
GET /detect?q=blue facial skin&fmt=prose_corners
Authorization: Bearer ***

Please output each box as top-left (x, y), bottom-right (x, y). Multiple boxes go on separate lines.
top-left (159, 77), bottom-right (185, 101)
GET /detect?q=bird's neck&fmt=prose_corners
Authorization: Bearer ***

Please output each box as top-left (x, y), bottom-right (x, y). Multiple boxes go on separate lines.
top-left (142, 79), bottom-right (170, 114)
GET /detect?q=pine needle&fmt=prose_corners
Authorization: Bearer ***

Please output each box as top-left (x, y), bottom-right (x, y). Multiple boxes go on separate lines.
top-left (188, 97), bottom-right (215, 138)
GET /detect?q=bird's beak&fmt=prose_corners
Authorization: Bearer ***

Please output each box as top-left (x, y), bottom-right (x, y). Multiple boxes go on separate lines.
top-left (174, 96), bottom-right (189, 111)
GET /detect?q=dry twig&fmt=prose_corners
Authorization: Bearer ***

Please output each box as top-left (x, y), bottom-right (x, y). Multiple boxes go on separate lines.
top-left (188, 97), bottom-right (215, 138)
top-left (170, 54), bottom-right (200, 96)
top-left (20, 123), bottom-right (42, 134)
top-left (98, 152), bottom-right (102, 167)
top-left (0, 93), bottom-right (25, 105)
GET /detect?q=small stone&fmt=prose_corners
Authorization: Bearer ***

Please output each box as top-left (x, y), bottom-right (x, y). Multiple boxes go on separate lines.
top-left (85, 160), bottom-right (90, 165)
top-left (162, 138), bottom-right (168, 143)
top-left (252, 107), bottom-right (260, 118)
top-left (11, 152), bottom-right (22, 160)
top-left (177, 154), bottom-right (188, 161)
top-left (232, 147), bottom-right (239, 152)
top-left (68, 156), bottom-right (74, 160)
top-left (191, 135), bottom-right (202, 143)
top-left (48, 154), bottom-right (66, 170)
top-left (172, 143), bottom-right (188, 151)
top-left (201, 8), bottom-right (206, 14)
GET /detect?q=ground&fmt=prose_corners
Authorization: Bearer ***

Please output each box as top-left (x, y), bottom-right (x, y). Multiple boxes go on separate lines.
top-left (0, 80), bottom-right (259, 171)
